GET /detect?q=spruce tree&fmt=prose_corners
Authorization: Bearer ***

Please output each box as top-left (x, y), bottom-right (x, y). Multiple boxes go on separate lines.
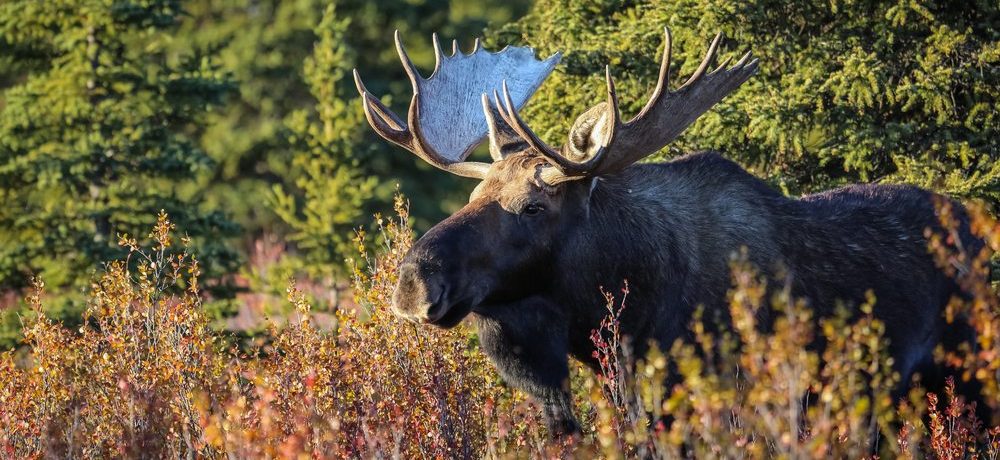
top-left (175, 0), bottom-right (531, 282)
top-left (0, 0), bottom-right (238, 345)
top-left (491, 0), bottom-right (999, 201)
top-left (270, 5), bottom-right (376, 282)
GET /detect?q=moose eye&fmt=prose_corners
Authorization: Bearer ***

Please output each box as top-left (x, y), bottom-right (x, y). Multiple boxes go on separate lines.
top-left (523, 203), bottom-right (544, 216)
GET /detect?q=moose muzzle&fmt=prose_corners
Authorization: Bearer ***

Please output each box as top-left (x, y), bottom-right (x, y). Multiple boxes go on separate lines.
top-left (392, 262), bottom-right (449, 324)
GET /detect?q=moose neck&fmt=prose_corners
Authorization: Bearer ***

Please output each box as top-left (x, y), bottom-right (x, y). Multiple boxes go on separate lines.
top-left (552, 163), bottom-right (696, 350)
top-left (552, 152), bottom-right (791, 356)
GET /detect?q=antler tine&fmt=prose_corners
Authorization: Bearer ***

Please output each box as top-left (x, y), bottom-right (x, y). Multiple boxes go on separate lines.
top-left (679, 32), bottom-right (722, 89)
top-left (572, 65), bottom-right (622, 171)
top-left (394, 30), bottom-right (423, 86)
top-left (360, 93), bottom-right (406, 137)
top-left (600, 64), bottom-right (622, 149)
top-left (635, 27), bottom-right (673, 119)
top-left (432, 33), bottom-right (445, 74)
top-left (354, 70), bottom-right (408, 141)
top-left (712, 55), bottom-right (734, 74)
top-left (492, 90), bottom-right (515, 127)
top-left (733, 50), bottom-right (755, 68)
top-left (481, 93), bottom-right (503, 161)
top-left (482, 92), bottom-right (530, 161)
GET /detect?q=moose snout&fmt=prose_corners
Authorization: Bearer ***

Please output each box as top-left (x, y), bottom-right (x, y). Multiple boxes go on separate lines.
top-left (392, 262), bottom-right (446, 323)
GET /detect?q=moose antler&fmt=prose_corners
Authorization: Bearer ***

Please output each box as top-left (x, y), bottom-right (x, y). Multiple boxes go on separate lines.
top-left (354, 31), bottom-right (561, 178)
top-left (496, 28), bottom-right (758, 180)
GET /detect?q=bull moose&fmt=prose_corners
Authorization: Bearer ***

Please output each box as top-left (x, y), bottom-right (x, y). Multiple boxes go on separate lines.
top-left (353, 28), bottom-right (987, 434)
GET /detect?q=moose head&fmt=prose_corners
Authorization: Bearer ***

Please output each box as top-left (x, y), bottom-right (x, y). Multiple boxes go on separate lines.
top-left (354, 29), bottom-right (758, 327)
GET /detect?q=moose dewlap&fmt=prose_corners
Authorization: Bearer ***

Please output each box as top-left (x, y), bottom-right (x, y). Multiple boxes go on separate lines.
top-left (354, 27), bottom-right (990, 434)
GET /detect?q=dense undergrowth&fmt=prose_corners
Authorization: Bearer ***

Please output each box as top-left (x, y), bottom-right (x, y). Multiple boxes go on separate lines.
top-left (1, 196), bottom-right (999, 458)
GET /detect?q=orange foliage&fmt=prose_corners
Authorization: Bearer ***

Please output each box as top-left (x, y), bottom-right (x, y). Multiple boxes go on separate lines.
top-left (0, 199), bottom-right (997, 458)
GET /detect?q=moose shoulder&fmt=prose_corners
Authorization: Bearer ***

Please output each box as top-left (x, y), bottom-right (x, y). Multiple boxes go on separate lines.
top-left (354, 29), bottom-right (988, 434)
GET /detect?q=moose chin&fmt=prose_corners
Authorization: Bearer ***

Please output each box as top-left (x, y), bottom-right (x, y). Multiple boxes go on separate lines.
top-left (354, 28), bottom-right (992, 435)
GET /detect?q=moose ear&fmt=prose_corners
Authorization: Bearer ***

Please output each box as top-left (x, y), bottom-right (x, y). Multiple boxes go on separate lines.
top-left (565, 101), bottom-right (615, 164)
top-left (483, 91), bottom-right (532, 160)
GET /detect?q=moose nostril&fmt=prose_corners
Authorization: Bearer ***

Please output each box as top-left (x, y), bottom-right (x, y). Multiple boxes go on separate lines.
top-left (433, 284), bottom-right (446, 305)
top-left (423, 283), bottom-right (450, 322)
top-left (393, 263), bottom-right (448, 320)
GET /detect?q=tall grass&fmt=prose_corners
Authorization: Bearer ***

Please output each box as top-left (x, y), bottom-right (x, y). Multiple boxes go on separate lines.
top-left (1, 198), bottom-right (998, 458)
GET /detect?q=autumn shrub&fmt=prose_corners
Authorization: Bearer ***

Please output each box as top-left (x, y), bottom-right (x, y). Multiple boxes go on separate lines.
top-left (1, 198), bottom-right (998, 459)
top-left (578, 203), bottom-right (999, 459)
top-left (197, 195), bottom-right (530, 458)
top-left (0, 213), bottom-right (228, 458)
top-left (0, 200), bottom-right (535, 459)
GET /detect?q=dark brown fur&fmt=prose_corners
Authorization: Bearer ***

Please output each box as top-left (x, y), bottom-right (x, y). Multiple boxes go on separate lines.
top-left (393, 150), bottom-right (988, 434)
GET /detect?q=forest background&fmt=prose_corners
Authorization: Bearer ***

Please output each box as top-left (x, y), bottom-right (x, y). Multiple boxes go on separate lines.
top-left (1, 1), bottom-right (999, 457)
top-left (0, 0), bottom-right (996, 349)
